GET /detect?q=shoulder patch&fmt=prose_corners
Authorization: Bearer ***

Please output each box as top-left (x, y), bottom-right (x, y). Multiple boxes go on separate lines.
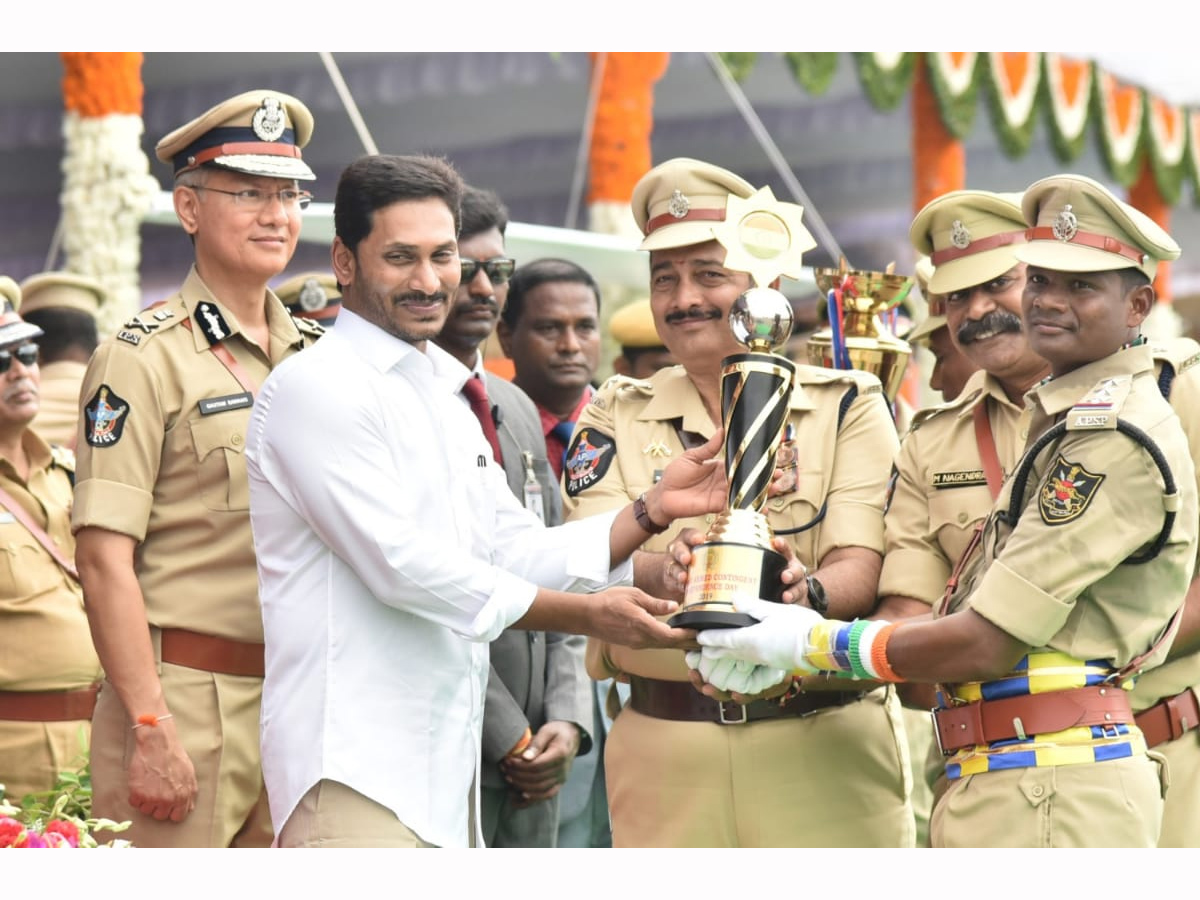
top-left (1066, 375), bottom-right (1130, 431)
top-left (83, 384), bottom-right (130, 448)
top-left (908, 389), bottom-right (980, 433)
top-left (1039, 455), bottom-right (1105, 525)
top-left (564, 428), bottom-right (616, 497)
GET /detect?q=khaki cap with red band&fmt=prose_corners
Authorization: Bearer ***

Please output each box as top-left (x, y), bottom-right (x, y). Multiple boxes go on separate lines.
top-left (631, 158), bottom-right (757, 251)
top-left (906, 255), bottom-right (946, 344)
top-left (1015, 173), bottom-right (1179, 280)
top-left (909, 190), bottom-right (1027, 296)
top-left (155, 89), bottom-right (316, 182)
top-left (19, 271), bottom-right (105, 318)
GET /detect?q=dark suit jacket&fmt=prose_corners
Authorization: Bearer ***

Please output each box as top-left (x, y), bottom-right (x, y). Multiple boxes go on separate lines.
top-left (479, 372), bottom-right (593, 789)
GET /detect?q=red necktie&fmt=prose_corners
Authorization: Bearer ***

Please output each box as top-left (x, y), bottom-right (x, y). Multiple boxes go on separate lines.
top-left (462, 376), bottom-right (503, 465)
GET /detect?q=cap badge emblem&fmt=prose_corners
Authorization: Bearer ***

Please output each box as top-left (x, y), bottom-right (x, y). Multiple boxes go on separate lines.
top-left (298, 278), bottom-right (326, 312)
top-left (950, 219), bottom-right (971, 249)
top-left (668, 190), bottom-right (690, 219)
top-left (1053, 204), bottom-right (1078, 242)
top-left (252, 97), bottom-right (286, 142)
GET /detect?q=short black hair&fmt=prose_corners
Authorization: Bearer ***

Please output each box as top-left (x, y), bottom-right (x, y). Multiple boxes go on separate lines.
top-left (22, 308), bottom-right (98, 363)
top-left (333, 154), bottom-right (463, 255)
top-left (460, 186), bottom-right (508, 241)
top-left (1119, 268), bottom-right (1152, 294)
top-left (501, 258), bottom-right (601, 328)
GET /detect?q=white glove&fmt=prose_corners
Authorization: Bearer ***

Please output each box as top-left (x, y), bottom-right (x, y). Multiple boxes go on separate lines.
top-left (696, 595), bottom-right (824, 671)
top-left (685, 649), bottom-right (789, 695)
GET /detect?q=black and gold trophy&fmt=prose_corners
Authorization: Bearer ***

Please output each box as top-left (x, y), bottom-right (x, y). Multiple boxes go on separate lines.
top-left (668, 187), bottom-right (815, 630)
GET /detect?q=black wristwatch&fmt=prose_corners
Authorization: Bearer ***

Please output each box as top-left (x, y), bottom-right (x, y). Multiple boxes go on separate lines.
top-left (805, 574), bottom-right (829, 614)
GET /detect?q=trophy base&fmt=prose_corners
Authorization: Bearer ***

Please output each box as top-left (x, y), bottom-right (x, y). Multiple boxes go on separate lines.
top-left (667, 540), bottom-right (787, 631)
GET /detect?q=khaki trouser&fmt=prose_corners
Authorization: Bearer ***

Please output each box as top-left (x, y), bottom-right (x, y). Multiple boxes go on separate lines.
top-left (0, 719), bottom-right (90, 802)
top-left (279, 780), bottom-right (440, 848)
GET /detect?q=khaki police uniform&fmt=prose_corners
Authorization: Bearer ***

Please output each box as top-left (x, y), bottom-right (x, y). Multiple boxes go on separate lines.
top-left (73, 268), bottom-right (321, 846)
top-left (0, 430), bottom-right (101, 800)
top-left (564, 364), bottom-right (915, 847)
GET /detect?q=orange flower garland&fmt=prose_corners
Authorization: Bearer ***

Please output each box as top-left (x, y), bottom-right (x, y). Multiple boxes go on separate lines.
top-left (912, 55), bottom-right (964, 214)
top-left (61, 52), bottom-right (144, 118)
top-left (587, 52), bottom-right (670, 205)
top-left (1129, 159), bottom-right (1172, 304)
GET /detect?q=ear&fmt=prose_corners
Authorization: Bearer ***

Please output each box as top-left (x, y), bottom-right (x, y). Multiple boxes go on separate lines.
top-left (174, 184), bottom-right (201, 235)
top-left (1126, 281), bottom-right (1156, 328)
top-left (496, 319), bottom-right (514, 359)
top-left (331, 238), bottom-right (356, 292)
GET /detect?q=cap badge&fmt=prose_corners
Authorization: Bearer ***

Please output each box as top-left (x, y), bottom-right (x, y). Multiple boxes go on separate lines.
top-left (252, 97), bottom-right (286, 142)
top-left (1052, 204), bottom-right (1078, 242)
top-left (298, 278), bottom-right (326, 312)
top-left (668, 190), bottom-right (690, 219)
top-left (950, 219), bottom-right (971, 250)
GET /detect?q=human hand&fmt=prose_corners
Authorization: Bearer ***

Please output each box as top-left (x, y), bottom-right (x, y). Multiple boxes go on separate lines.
top-left (684, 649), bottom-right (790, 697)
top-left (646, 430), bottom-right (727, 524)
top-left (662, 527), bottom-right (707, 594)
top-left (588, 586), bottom-right (699, 651)
top-left (769, 536), bottom-right (810, 605)
top-left (127, 718), bottom-right (198, 823)
top-left (696, 595), bottom-right (824, 671)
top-left (501, 721), bottom-right (582, 806)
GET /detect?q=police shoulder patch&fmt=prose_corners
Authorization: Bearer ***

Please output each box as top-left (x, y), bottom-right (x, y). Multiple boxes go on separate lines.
top-left (1039, 454), bottom-right (1105, 525)
top-left (84, 384), bottom-right (131, 448)
top-left (564, 427), bottom-right (616, 497)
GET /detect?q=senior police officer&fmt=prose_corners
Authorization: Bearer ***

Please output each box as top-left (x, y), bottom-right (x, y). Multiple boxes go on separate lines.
top-left (18, 272), bottom-right (103, 448)
top-left (695, 173), bottom-right (1198, 848)
top-left (72, 89), bottom-right (324, 847)
top-left (0, 279), bottom-right (102, 802)
top-left (563, 158), bottom-right (914, 848)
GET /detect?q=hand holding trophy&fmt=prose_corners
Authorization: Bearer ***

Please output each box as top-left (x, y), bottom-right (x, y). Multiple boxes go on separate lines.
top-left (668, 187), bottom-right (816, 630)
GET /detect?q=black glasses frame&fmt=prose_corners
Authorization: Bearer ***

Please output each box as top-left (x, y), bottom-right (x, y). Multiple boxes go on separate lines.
top-left (461, 256), bottom-right (516, 285)
top-left (0, 342), bottom-right (38, 373)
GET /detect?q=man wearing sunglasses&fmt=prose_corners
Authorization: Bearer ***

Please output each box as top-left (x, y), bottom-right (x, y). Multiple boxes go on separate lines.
top-left (0, 277), bottom-right (103, 805)
top-left (431, 186), bottom-right (591, 848)
top-left (70, 90), bottom-right (324, 848)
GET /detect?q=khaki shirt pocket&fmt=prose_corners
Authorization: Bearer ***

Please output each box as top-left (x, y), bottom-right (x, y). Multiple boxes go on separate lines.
top-left (928, 488), bottom-right (990, 569)
top-left (189, 413), bottom-right (250, 511)
top-left (0, 524), bottom-right (63, 599)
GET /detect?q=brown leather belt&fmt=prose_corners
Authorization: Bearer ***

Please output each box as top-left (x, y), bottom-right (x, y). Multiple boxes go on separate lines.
top-left (1135, 687), bottom-right (1200, 749)
top-left (934, 684), bottom-right (1133, 755)
top-left (160, 628), bottom-right (265, 678)
top-left (0, 684), bottom-right (99, 722)
top-left (629, 675), bottom-right (862, 725)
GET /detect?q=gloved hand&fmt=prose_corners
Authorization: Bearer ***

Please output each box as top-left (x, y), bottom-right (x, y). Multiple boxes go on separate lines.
top-left (696, 595), bottom-right (825, 672)
top-left (684, 649), bottom-right (789, 696)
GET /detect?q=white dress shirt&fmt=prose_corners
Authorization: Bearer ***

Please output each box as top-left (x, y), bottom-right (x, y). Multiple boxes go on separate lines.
top-left (246, 308), bottom-right (627, 848)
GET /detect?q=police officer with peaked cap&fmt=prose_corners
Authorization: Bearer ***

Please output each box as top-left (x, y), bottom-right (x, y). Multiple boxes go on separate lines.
top-left (608, 298), bottom-right (675, 380)
top-left (72, 89), bottom-right (323, 847)
top-left (275, 271), bottom-right (341, 327)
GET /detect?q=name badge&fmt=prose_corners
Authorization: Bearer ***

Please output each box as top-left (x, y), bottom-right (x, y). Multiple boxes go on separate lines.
top-left (198, 392), bottom-right (254, 416)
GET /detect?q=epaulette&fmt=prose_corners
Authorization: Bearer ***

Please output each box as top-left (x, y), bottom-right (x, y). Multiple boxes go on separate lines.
top-left (1066, 375), bottom-right (1131, 431)
top-left (792, 364), bottom-right (885, 396)
top-left (906, 387), bottom-right (982, 433)
top-left (113, 303), bottom-right (187, 348)
top-left (49, 444), bottom-right (76, 474)
top-left (594, 373), bottom-right (653, 402)
top-left (291, 315), bottom-right (326, 341)
top-left (1150, 337), bottom-right (1200, 373)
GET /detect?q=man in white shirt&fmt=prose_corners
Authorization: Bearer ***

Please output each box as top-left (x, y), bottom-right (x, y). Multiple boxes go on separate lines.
top-left (245, 153), bottom-right (725, 848)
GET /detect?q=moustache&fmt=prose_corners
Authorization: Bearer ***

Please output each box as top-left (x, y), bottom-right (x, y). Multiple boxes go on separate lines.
top-left (664, 306), bottom-right (723, 325)
top-left (394, 291), bottom-right (448, 308)
top-left (2, 379), bottom-right (37, 402)
top-left (956, 309), bottom-right (1022, 345)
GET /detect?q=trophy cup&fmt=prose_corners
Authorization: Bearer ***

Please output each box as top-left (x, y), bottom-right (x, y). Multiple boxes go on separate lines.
top-left (668, 187), bottom-right (815, 630)
top-left (807, 260), bottom-right (914, 403)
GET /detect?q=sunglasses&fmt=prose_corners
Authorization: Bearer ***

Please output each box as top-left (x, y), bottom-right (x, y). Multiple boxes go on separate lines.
top-left (461, 257), bottom-right (516, 286)
top-left (0, 342), bottom-right (37, 373)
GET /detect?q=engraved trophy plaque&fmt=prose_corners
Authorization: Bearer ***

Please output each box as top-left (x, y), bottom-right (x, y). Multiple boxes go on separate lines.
top-left (668, 187), bottom-right (815, 630)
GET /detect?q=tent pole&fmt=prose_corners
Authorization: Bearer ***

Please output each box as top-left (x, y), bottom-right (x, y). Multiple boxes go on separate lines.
top-left (319, 51), bottom-right (380, 156)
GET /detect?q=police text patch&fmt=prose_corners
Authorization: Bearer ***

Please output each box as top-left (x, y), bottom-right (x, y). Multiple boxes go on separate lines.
top-left (84, 385), bottom-right (130, 448)
top-left (564, 428), bottom-right (616, 497)
top-left (1039, 455), bottom-right (1105, 526)
top-left (932, 470), bottom-right (987, 489)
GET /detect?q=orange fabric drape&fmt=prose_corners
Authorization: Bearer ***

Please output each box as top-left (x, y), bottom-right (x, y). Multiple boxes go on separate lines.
top-left (61, 52), bottom-right (144, 117)
top-left (587, 52), bottom-right (670, 205)
top-left (1129, 159), bottom-right (1172, 304)
top-left (912, 55), bottom-right (965, 214)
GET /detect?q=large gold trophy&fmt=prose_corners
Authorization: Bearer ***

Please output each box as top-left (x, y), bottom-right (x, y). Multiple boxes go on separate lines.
top-left (669, 187), bottom-right (815, 630)
top-left (807, 260), bottom-right (914, 403)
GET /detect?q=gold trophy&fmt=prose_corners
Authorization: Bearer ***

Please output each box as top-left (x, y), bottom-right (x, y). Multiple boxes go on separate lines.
top-left (808, 260), bottom-right (914, 403)
top-left (669, 187), bottom-right (815, 630)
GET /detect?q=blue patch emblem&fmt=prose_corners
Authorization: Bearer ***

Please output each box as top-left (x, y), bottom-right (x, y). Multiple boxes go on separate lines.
top-left (84, 385), bottom-right (130, 447)
top-left (564, 428), bottom-right (615, 497)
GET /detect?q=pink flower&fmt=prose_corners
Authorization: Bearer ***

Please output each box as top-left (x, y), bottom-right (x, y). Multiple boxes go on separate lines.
top-left (42, 832), bottom-right (74, 848)
top-left (23, 831), bottom-right (48, 848)
top-left (44, 820), bottom-right (81, 848)
top-left (0, 817), bottom-right (29, 848)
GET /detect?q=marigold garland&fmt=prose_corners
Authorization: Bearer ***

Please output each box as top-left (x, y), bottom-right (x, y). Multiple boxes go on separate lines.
top-left (61, 53), bottom-right (143, 117)
top-left (912, 56), bottom-right (964, 214)
top-left (853, 52), bottom-right (915, 110)
top-left (983, 52), bottom-right (1040, 158)
top-left (1129, 159), bottom-right (1172, 304)
top-left (587, 52), bottom-right (669, 205)
top-left (924, 52), bottom-right (980, 140)
top-left (1145, 96), bottom-right (1187, 206)
top-left (1041, 54), bottom-right (1093, 162)
top-left (1092, 70), bottom-right (1146, 187)
top-left (783, 53), bottom-right (838, 96)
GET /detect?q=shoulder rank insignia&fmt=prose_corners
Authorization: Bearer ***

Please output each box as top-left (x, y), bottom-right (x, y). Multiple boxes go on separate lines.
top-left (122, 315), bottom-right (160, 335)
top-left (84, 384), bottom-right (130, 448)
top-left (642, 439), bottom-right (671, 459)
top-left (1066, 375), bottom-right (1130, 431)
top-left (195, 302), bottom-right (232, 345)
top-left (1039, 454), bottom-right (1105, 525)
top-left (564, 428), bottom-right (615, 497)
top-left (116, 330), bottom-right (142, 346)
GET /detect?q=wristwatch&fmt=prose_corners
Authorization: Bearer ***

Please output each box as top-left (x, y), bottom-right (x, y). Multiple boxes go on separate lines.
top-left (805, 574), bottom-right (829, 615)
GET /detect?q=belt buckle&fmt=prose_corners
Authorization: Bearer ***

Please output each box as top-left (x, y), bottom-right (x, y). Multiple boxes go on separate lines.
top-left (931, 707), bottom-right (950, 756)
top-left (718, 700), bottom-right (748, 725)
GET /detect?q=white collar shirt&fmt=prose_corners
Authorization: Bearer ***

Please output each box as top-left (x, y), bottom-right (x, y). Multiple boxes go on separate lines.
top-left (246, 308), bottom-right (627, 847)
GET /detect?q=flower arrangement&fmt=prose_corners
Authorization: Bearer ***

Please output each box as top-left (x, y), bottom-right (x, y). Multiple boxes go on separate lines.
top-left (0, 763), bottom-right (131, 849)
